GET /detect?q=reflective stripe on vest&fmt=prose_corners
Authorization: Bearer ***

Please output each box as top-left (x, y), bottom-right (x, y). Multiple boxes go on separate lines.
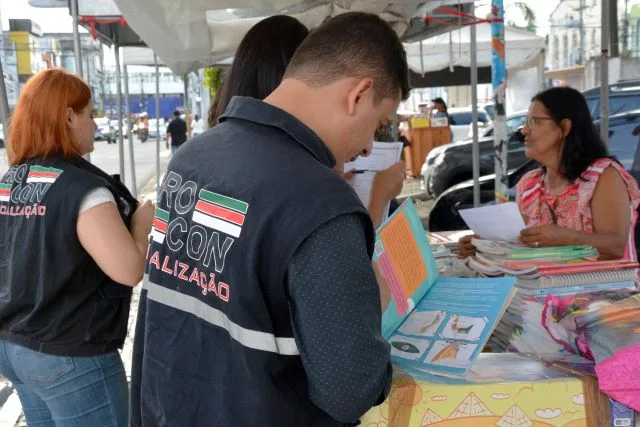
top-left (143, 275), bottom-right (300, 356)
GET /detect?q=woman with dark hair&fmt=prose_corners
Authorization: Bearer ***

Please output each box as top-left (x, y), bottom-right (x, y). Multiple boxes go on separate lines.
top-left (208, 15), bottom-right (309, 127)
top-left (461, 86), bottom-right (640, 260)
top-left (516, 86), bottom-right (640, 259)
top-left (207, 14), bottom-right (405, 228)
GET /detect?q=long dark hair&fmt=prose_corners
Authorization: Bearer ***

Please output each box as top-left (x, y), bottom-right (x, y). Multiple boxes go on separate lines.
top-left (208, 15), bottom-right (309, 127)
top-left (532, 86), bottom-right (608, 182)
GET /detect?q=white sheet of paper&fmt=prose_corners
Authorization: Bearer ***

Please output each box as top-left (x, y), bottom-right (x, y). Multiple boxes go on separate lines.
top-left (458, 202), bottom-right (526, 241)
top-left (343, 141), bottom-right (404, 220)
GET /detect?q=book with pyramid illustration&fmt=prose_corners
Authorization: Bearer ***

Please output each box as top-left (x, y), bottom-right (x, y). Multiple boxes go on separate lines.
top-left (377, 199), bottom-right (517, 376)
top-left (448, 392), bottom-right (493, 418)
top-left (420, 409), bottom-right (442, 425)
top-left (496, 404), bottom-right (533, 427)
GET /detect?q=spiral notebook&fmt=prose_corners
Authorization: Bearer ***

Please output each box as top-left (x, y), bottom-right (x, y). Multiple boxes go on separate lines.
top-left (517, 268), bottom-right (639, 289)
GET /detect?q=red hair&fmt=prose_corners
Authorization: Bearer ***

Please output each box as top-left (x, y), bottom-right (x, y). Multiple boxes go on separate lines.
top-left (8, 68), bottom-right (92, 165)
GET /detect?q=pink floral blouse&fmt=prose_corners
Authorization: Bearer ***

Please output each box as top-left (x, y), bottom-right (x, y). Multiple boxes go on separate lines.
top-left (516, 158), bottom-right (640, 261)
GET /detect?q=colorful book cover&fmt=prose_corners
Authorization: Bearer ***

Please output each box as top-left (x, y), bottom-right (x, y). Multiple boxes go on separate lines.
top-left (375, 199), bottom-right (438, 339)
top-left (375, 199), bottom-right (517, 376)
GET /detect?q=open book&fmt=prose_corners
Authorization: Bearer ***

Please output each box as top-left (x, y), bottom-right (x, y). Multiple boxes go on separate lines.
top-left (374, 199), bottom-right (517, 376)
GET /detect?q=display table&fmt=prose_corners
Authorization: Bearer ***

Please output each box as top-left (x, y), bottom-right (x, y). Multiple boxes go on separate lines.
top-left (403, 127), bottom-right (451, 177)
top-left (361, 353), bottom-right (611, 427)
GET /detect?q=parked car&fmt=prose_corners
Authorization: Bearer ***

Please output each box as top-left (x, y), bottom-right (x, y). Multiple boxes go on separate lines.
top-left (94, 117), bottom-right (114, 143)
top-left (583, 80), bottom-right (640, 119)
top-left (447, 107), bottom-right (492, 143)
top-left (428, 110), bottom-right (640, 232)
top-left (148, 118), bottom-right (166, 139)
top-left (467, 110), bottom-right (528, 140)
top-left (421, 124), bottom-right (528, 199)
top-left (0, 124), bottom-right (4, 149)
top-left (110, 120), bottom-right (129, 138)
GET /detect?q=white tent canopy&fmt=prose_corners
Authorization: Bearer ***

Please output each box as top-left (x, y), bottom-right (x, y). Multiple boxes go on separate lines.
top-left (122, 47), bottom-right (165, 66)
top-left (404, 23), bottom-right (545, 75)
top-left (112, 0), bottom-right (475, 75)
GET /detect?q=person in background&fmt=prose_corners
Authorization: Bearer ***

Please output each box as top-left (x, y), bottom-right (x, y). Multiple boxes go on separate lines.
top-left (426, 97), bottom-right (453, 142)
top-left (132, 12), bottom-right (409, 426)
top-left (207, 15), bottom-right (404, 229)
top-left (191, 113), bottom-right (205, 136)
top-left (165, 109), bottom-right (187, 154)
top-left (428, 97), bottom-right (451, 121)
top-left (459, 86), bottom-right (640, 260)
top-left (0, 68), bottom-right (153, 426)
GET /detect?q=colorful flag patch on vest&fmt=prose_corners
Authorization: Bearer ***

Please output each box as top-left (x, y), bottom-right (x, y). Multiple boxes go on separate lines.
top-left (26, 166), bottom-right (63, 183)
top-left (0, 183), bottom-right (11, 202)
top-left (151, 207), bottom-right (169, 244)
top-left (192, 189), bottom-right (248, 238)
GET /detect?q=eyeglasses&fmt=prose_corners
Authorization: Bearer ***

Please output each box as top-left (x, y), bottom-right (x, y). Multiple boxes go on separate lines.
top-left (525, 116), bottom-right (555, 128)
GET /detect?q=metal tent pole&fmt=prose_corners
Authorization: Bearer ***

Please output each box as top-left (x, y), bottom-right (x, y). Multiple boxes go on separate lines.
top-left (70, 0), bottom-right (90, 161)
top-left (154, 54), bottom-right (161, 188)
top-left (0, 57), bottom-right (11, 143)
top-left (491, 0), bottom-right (508, 204)
top-left (470, 5), bottom-right (480, 207)
top-left (183, 75), bottom-right (190, 138)
top-left (114, 45), bottom-right (125, 181)
top-left (600, 0), bottom-right (610, 142)
top-left (70, 0), bottom-right (84, 77)
top-left (123, 64), bottom-right (137, 196)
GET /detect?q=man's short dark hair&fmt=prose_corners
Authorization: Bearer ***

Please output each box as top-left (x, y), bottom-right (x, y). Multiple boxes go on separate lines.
top-left (173, 110), bottom-right (181, 117)
top-left (283, 12), bottom-right (410, 102)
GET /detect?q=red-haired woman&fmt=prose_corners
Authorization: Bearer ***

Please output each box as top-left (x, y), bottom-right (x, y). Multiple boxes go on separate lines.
top-left (0, 68), bottom-right (152, 425)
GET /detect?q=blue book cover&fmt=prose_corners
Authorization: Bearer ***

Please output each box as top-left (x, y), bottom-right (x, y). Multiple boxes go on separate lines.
top-left (374, 199), bottom-right (517, 377)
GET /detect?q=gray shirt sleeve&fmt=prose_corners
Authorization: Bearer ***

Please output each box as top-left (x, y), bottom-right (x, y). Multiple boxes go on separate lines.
top-left (285, 213), bottom-right (392, 424)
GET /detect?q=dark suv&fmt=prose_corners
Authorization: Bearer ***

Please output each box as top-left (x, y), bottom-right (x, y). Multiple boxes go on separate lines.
top-left (428, 110), bottom-right (640, 232)
top-left (583, 80), bottom-right (640, 119)
top-left (421, 111), bottom-right (529, 198)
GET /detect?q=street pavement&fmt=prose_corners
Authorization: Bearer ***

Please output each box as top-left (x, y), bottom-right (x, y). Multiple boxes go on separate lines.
top-left (0, 135), bottom-right (171, 196)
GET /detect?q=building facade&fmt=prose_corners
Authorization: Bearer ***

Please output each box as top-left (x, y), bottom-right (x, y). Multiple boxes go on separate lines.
top-left (547, 0), bottom-right (640, 71)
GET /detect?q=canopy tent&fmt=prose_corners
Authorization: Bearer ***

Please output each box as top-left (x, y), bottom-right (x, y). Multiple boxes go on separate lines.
top-left (111, 0), bottom-right (475, 76)
top-left (75, 0), bottom-right (145, 46)
top-left (405, 23), bottom-right (545, 88)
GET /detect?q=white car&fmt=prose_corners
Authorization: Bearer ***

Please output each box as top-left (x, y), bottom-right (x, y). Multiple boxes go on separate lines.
top-left (110, 120), bottom-right (129, 138)
top-left (467, 110), bottom-right (528, 139)
top-left (148, 118), bottom-right (167, 139)
top-left (0, 124), bottom-right (4, 148)
top-left (448, 107), bottom-right (492, 143)
top-left (94, 117), bottom-right (114, 142)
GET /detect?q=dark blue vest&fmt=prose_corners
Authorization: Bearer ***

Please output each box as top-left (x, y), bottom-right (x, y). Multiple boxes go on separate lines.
top-left (132, 97), bottom-right (373, 426)
top-left (0, 157), bottom-right (135, 356)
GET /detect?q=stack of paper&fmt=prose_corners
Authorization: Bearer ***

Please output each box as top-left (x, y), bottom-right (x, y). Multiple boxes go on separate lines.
top-left (343, 141), bottom-right (403, 222)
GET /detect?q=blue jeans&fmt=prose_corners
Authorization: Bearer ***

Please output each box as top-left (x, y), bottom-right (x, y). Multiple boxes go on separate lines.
top-left (0, 341), bottom-right (128, 427)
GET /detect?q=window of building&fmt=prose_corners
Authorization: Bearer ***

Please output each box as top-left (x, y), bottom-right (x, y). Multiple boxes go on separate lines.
top-left (553, 35), bottom-right (560, 68)
top-left (562, 33), bottom-right (569, 67)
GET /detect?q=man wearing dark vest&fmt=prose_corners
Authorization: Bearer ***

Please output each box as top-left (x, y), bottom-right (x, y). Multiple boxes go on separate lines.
top-left (132, 12), bottom-right (409, 427)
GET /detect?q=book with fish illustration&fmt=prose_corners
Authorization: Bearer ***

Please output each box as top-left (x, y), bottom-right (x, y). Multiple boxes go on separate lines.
top-left (375, 200), bottom-right (517, 376)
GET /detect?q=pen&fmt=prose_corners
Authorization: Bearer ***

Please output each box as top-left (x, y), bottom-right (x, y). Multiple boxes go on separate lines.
top-left (352, 169), bottom-right (370, 174)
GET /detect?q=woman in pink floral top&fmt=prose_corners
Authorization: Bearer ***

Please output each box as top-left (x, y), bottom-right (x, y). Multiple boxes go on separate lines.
top-left (516, 86), bottom-right (640, 260)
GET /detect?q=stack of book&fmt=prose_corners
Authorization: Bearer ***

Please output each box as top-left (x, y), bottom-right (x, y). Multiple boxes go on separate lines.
top-left (464, 239), bottom-right (640, 357)
top-left (466, 238), bottom-right (601, 278)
